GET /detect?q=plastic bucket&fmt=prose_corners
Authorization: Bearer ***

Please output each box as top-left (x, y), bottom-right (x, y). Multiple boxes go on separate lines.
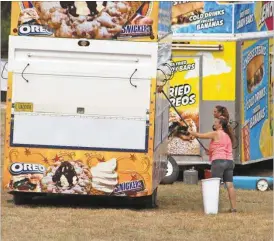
top-left (201, 178), bottom-right (221, 214)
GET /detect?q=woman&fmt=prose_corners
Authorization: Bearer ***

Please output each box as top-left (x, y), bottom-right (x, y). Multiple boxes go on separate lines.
top-left (188, 117), bottom-right (237, 213)
top-left (213, 106), bottom-right (236, 148)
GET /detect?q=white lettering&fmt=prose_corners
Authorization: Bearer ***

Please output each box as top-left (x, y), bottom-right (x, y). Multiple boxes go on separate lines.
top-left (9, 162), bottom-right (45, 175)
top-left (260, 2), bottom-right (274, 25)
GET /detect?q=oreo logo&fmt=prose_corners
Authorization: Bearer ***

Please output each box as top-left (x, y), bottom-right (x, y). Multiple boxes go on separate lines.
top-left (10, 162), bottom-right (45, 175)
top-left (18, 24), bottom-right (53, 36)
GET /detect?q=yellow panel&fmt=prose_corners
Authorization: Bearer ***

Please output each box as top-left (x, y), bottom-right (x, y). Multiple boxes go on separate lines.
top-left (173, 40), bottom-right (236, 101)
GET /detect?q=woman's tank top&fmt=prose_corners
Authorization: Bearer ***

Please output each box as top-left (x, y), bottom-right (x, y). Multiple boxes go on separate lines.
top-left (209, 130), bottom-right (233, 162)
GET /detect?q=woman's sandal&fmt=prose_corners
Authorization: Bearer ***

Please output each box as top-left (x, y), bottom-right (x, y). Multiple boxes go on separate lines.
top-left (230, 209), bottom-right (237, 213)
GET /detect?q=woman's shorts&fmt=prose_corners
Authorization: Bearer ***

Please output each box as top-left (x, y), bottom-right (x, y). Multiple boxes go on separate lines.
top-left (211, 159), bottom-right (235, 183)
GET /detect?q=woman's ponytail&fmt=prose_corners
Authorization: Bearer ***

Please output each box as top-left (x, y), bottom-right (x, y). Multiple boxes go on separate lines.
top-left (219, 117), bottom-right (235, 145)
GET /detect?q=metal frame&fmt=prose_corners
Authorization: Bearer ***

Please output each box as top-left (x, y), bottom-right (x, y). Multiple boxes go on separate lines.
top-left (239, 157), bottom-right (274, 165)
top-left (172, 44), bottom-right (224, 51)
top-left (235, 40), bottom-right (244, 164)
top-left (237, 37), bottom-right (274, 164)
top-left (172, 32), bottom-right (274, 42)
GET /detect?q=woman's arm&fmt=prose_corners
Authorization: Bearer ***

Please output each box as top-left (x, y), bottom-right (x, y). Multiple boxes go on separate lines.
top-left (188, 130), bottom-right (217, 140)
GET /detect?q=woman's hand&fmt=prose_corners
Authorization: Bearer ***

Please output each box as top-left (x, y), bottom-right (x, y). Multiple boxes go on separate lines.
top-left (205, 148), bottom-right (210, 155)
top-left (188, 130), bottom-right (196, 136)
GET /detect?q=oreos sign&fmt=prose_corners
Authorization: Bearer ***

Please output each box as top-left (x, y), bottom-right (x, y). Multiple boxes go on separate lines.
top-left (10, 162), bottom-right (45, 175)
top-left (18, 24), bottom-right (53, 36)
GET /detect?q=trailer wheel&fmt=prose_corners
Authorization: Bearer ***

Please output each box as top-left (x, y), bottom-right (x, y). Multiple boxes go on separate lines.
top-left (256, 179), bottom-right (269, 192)
top-left (134, 188), bottom-right (158, 209)
top-left (161, 157), bottom-right (179, 184)
top-left (145, 188), bottom-right (158, 209)
top-left (269, 182), bottom-right (273, 190)
top-left (13, 193), bottom-right (33, 205)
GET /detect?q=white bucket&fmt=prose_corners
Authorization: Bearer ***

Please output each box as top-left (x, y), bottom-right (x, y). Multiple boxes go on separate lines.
top-left (201, 178), bottom-right (221, 214)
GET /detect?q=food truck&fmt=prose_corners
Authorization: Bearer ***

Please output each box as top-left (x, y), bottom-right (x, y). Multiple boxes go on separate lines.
top-left (162, 1), bottom-right (274, 184)
top-left (3, 1), bottom-right (173, 207)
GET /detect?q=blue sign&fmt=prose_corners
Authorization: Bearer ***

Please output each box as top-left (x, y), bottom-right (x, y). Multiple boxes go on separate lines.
top-left (242, 39), bottom-right (269, 160)
top-left (234, 2), bottom-right (272, 34)
top-left (158, 2), bottom-right (172, 39)
top-left (172, 1), bottom-right (233, 34)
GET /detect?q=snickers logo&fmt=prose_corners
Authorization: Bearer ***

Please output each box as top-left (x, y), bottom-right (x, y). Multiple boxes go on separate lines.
top-left (114, 180), bottom-right (145, 193)
top-left (120, 25), bottom-right (152, 37)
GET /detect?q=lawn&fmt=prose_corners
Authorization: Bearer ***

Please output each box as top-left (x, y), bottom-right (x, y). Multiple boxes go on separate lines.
top-left (1, 107), bottom-right (273, 241)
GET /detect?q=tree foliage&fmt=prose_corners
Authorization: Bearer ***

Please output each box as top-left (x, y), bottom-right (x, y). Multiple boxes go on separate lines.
top-left (1, 1), bottom-right (11, 58)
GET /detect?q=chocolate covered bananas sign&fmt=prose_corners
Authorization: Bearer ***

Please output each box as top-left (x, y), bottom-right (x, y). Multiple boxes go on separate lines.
top-left (172, 1), bottom-right (233, 34)
top-left (168, 57), bottom-right (200, 156)
top-left (242, 39), bottom-right (272, 162)
top-left (11, 1), bottom-right (161, 41)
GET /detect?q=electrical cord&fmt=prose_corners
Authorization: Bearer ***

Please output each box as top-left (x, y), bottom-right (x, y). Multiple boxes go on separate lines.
top-left (157, 68), bottom-right (168, 88)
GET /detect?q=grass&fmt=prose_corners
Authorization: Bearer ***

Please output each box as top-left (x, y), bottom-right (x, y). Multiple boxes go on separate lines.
top-left (1, 184), bottom-right (273, 241)
top-left (1, 107), bottom-right (273, 241)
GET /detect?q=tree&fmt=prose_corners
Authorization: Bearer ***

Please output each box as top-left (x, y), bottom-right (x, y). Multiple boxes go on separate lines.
top-left (1, 1), bottom-right (11, 59)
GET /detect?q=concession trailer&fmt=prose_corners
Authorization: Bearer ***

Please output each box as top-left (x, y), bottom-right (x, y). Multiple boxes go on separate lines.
top-left (3, 1), bottom-right (173, 207)
top-left (161, 1), bottom-right (274, 184)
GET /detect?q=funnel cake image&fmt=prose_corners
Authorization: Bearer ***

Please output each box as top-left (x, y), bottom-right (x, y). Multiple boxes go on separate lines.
top-left (27, 1), bottom-right (153, 39)
top-left (19, 8), bottom-right (40, 25)
top-left (168, 111), bottom-right (200, 155)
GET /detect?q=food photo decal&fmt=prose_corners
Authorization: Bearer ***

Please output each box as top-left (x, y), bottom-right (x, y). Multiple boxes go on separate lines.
top-left (7, 150), bottom-right (149, 196)
top-left (16, 1), bottom-right (154, 39)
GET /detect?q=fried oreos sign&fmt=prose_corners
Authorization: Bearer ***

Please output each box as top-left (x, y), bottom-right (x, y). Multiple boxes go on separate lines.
top-left (10, 162), bottom-right (45, 175)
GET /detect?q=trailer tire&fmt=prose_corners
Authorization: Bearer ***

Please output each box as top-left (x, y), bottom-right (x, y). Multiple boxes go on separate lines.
top-left (144, 188), bottom-right (158, 209)
top-left (256, 179), bottom-right (269, 192)
top-left (134, 188), bottom-right (158, 209)
top-left (161, 157), bottom-right (179, 185)
top-left (13, 193), bottom-right (33, 205)
top-left (269, 182), bottom-right (273, 190)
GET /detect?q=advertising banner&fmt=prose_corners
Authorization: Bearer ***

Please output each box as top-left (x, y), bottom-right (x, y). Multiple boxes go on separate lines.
top-left (168, 56), bottom-right (200, 155)
top-left (269, 38), bottom-right (273, 156)
top-left (234, 1), bottom-right (273, 34)
top-left (3, 149), bottom-right (153, 197)
top-left (11, 1), bottom-right (160, 41)
top-left (172, 1), bottom-right (233, 34)
top-left (241, 38), bottom-right (271, 162)
top-left (158, 1), bottom-right (172, 39)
